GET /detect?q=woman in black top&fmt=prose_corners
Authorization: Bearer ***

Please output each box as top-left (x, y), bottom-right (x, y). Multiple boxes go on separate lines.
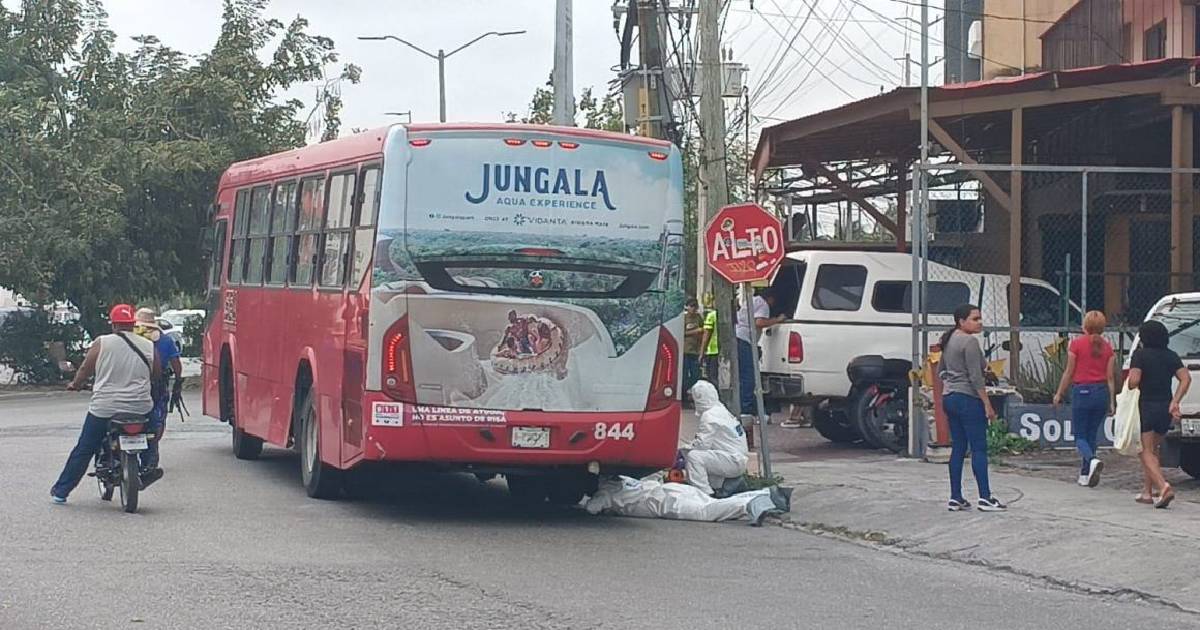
top-left (1128, 320), bottom-right (1192, 508)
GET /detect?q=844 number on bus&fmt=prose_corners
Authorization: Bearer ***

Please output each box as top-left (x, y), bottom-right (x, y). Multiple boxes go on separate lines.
top-left (594, 423), bottom-right (636, 441)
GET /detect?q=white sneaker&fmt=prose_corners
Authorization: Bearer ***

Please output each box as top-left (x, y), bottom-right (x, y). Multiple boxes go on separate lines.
top-left (1077, 475), bottom-right (1088, 486)
top-left (1086, 458), bottom-right (1104, 487)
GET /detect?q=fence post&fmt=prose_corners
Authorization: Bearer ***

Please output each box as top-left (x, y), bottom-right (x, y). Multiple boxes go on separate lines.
top-left (1081, 170), bottom-right (1088, 314)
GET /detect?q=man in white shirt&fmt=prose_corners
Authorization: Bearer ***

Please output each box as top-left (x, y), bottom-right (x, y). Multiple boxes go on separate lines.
top-left (51, 304), bottom-right (161, 504)
top-left (735, 289), bottom-right (785, 416)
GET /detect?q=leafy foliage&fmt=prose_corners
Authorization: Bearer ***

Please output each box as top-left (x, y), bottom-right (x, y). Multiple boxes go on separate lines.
top-left (0, 309), bottom-right (86, 384)
top-left (1013, 340), bottom-right (1070, 404)
top-left (505, 73), bottom-right (625, 132)
top-left (0, 0), bottom-right (359, 335)
top-left (987, 418), bottom-right (1038, 458)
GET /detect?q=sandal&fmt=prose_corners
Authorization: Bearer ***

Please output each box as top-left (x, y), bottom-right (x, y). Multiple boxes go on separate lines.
top-left (1135, 494), bottom-right (1157, 505)
top-left (1155, 486), bottom-right (1176, 509)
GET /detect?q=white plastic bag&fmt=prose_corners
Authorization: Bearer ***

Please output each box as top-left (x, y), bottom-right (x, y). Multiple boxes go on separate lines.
top-left (1113, 381), bottom-right (1142, 457)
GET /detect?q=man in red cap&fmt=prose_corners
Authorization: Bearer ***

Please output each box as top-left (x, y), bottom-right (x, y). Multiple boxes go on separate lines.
top-left (51, 304), bottom-right (162, 504)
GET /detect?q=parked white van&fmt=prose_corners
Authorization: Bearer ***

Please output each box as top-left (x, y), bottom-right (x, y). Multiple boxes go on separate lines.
top-left (758, 249), bottom-right (1089, 451)
top-left (1121, 292), bottom-right (1200, 479)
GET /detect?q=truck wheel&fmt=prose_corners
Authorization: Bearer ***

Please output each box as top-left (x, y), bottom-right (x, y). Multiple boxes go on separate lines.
top-left (812, 408), bottom-right (862, 444)
top-left (1181, 444), bottom-right (1200, 479)
top-left (298, 389), bottom-right (342, 499)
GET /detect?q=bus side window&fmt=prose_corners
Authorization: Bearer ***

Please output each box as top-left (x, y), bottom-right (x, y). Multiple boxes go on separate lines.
top-left (244, 185), bottom-right (272, 285)
top-left (320, 171), bottom-right (356, 288)
top-left (209, 219), bottom-right (228, 293)
top-left (266, 180), bottom-right (297, 286)
top-left (227, 189), bottom-right (251, 284)
top-left (291, 176), bottom-right (325, 287)
top-left (351, 165), bottom-right (381, 288)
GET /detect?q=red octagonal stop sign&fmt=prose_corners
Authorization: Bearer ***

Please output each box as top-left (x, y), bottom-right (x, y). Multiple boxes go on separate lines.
top-left (704, 203), bottom-right (785, 284)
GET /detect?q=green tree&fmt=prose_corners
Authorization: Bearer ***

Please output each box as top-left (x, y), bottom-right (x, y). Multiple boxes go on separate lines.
top-left (505, 73), bottom-right (625, 131)
top-left (0, 0), bottom-right (359, 334)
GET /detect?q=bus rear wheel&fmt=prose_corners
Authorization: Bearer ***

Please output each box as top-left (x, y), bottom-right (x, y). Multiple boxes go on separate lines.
top-left (298, 389), bottom-right (342, 499)
top-left (506, 475), bottom-right (547, 506)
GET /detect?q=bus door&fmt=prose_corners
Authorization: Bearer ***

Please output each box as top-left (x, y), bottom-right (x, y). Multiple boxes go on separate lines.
top-left (340, 163), bottom-right (383, 465)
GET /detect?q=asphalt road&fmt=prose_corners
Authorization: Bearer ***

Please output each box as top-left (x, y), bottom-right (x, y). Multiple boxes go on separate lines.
top-left (2, 392), bottom-right (1197, 630)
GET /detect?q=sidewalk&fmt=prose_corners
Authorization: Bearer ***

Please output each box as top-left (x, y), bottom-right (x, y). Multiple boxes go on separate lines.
top-left (772, 454), bottom-right (1200, 612)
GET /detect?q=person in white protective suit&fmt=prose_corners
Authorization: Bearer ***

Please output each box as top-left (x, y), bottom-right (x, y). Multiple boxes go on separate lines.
top-left (583, 475), bottom-right (791, 526)
top-left (684, 381), bottom-right (750, 496)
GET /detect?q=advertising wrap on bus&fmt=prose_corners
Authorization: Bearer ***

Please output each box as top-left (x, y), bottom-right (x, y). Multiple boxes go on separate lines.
top-left (367, 126), bottom-right (685, 415)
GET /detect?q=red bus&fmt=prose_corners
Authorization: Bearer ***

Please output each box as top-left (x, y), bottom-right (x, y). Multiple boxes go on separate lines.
top-left (202, 123), bottom-right (686, 502)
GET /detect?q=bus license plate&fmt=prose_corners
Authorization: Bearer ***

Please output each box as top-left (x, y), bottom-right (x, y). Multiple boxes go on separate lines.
top-left (1182, 418), bottom-right (1200, 437)
top-left (511, 427), bottom-right (550, 449)
top-left (118, 435), bottom-right (148, 452)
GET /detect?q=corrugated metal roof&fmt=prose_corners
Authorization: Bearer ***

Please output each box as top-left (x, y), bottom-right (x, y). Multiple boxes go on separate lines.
top-left (754, 57), bottom-right (1200, 175)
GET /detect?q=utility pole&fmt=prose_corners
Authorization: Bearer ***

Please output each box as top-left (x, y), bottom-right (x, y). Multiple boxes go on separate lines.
top-left (699, 0), bottom-right (740, 413)
top-left (552, 0), bottom-right (575, 126)
top-left (909, 0), bottom-right (931, 458)
top-left (636, 1), bottom-right (665, 139)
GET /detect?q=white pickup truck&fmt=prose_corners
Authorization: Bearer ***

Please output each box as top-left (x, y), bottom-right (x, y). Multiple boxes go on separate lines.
top-left (757, 249), bottom-right (1101, 451)
top-left (1122, 292), bottom-right (1200, 479)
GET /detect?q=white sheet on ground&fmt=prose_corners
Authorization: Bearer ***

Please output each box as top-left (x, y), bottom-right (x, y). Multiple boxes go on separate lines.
top-left (584, 476), bottom-right (770, 522)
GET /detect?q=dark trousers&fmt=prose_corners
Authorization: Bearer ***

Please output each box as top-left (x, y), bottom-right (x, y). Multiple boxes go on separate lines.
top-left (1071, 384), bottom-right (1109, 475)
top-left (737, 339), bottom-right (757, 415)
top-left (51, 413), bottom-right (110, 499)
top-left (944, 393), bottom-right (992, 501)
top-left (683, 354), bottom-right (701, 398)
top-left (702, 354), bottom-right (719, 382)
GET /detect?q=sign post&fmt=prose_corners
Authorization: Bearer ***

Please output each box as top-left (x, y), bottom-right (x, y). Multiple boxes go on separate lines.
top-left (704, 203), bottom-right (785, 479)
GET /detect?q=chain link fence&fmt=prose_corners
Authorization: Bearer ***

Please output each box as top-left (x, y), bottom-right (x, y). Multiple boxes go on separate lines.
top-left (913, 164), bottom-right (1200, 404)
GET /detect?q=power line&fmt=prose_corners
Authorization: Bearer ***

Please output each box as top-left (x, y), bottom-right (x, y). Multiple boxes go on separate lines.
top-left (749, 2), bottom-right (816, 104)
top-left (753, 3), bottom-right (857, 108)
top-left (885, 0), bottom-right (1060, 25)
top-left (797, 0), bottom-right (900, 84)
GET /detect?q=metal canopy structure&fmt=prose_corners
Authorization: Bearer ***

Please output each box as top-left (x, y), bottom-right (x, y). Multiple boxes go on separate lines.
top-left (752, 57), bottom-right (1200, 278)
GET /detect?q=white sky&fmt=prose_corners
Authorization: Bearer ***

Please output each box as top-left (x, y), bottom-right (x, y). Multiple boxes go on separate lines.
top-left (84, 0), bottom-right (942, 138)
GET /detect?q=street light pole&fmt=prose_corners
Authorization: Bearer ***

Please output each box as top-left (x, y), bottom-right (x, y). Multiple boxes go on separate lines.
top-left (437, 49), bottom-right (447, 123)
top-left (359, 30), bottom-right (526, 123)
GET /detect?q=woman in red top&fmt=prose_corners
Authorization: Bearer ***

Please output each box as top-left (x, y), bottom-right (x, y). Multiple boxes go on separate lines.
top-left (1053, 311), bottom-right (1116, 487)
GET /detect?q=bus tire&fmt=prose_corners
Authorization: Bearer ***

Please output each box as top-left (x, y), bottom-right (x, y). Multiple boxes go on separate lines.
top-left (223, 361), bottom-right (262, 460)
top-left (546, 472), bottom-right (596, 506)
top-left (298, 389), bottom-right (342, 499)
top-left (1181, 443), bottom-right (1200, 479)
top-left (506, 475), bottom-right (547, 507)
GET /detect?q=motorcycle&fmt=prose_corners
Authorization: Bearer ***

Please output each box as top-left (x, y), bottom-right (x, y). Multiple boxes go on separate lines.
top-left (847, 356), bottom-right (910, 453)
top-left (89, 413), bottom-right (155, 513)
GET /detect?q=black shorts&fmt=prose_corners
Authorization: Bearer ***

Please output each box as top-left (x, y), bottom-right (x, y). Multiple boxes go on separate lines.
top-left (1139, 400), bottom-right (1172, 435)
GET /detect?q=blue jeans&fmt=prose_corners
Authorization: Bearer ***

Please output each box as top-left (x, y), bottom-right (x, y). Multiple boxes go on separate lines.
top-left (737, 339), bottom-right (757, 415)
top-left (142, 396), bottom-right (168, 470)
top-left (944, 393), bottom-right (992, 501)
top-left (51, 413), bottom-right (111, 499)
top-left (1071, 384), bottom-right (1109, 475)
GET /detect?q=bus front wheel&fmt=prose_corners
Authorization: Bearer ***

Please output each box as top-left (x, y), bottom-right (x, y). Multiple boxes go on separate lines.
top-left (223, 362), bottom-right (262, 460)
top-left (298, 389), bottom-right (342, 499)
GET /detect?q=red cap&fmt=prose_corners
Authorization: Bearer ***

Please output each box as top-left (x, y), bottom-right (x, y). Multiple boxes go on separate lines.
top-left (109, 304), bottom-right (136, 325)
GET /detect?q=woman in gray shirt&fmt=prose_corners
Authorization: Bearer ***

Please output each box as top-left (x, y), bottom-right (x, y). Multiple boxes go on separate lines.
top-left (939, 304), bottom-right (1006, 512)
